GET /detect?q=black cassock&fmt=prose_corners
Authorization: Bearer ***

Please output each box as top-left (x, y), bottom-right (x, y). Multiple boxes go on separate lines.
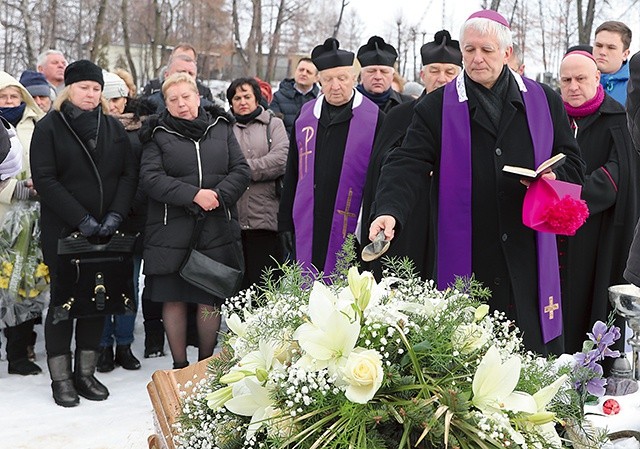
top-left (278, 95), bottom-right (384, 271)
top-left (360, 93), bottom-right (433, 280)
top-left (560, 94), bottom-right (640, 353)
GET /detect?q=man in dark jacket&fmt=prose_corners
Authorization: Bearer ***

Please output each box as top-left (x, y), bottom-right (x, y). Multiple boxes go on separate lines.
top-left (141, 43), bottom-right (214, 103)
top-left (559, 50), bottom-right (640, 353)
top-left (270, 58), bottom-right (319, 135)
top-left (360, 30), bottom-right (462, 279)
top-left (369, 10), bottom-right (585, 356)
top-left (278, 38), bottom-right (384, 279)
top-left (356, 36), bottom-right (413, 113)
top-left (623, 52), bottom-right (640, 286)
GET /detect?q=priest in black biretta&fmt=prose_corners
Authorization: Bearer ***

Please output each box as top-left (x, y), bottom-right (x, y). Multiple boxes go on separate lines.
top-left (278, 37), bottom-right (385, 277)
top-left (356, 36), bottom-right (412, 112)
top-left (360, 30), bottom-right (462, 280)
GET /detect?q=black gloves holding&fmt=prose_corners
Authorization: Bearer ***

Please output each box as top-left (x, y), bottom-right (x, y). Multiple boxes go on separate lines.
top-left (97, 211), bottom-right (124, 237)
top-left (278, 231), bottom-right (296, 262)
top-left (77, 215), bottom-right (101, 237)
top-left (77, 212), bottom-right (123, 237)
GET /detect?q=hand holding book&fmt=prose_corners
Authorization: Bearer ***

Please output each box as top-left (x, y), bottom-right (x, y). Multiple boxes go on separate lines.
top-left (502, 153), bottom-right (566, 182)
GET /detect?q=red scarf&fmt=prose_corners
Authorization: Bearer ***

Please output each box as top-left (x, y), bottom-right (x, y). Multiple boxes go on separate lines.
top-left (563, 84), bottom-right (605, 119)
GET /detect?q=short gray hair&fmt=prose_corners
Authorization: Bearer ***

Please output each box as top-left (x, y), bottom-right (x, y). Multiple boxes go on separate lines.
top-left (460, 18), bottom-right (512, 51)
top-left (36, 49), bottom-right (66, 69)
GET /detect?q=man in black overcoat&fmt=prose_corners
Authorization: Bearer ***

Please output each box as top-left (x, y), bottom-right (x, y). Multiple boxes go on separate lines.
top-left (369, 10), bottom-right (585, 356)
top-left (558, 50), bottom-right (640, 353)
top-left (360, 30), bottom-right (462, 279)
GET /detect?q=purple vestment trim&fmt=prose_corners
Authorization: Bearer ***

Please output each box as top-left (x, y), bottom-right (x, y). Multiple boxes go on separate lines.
top-left (439, 73), bottom-right (562, 344)
top-left (292, 92), bottom-right (378, 277)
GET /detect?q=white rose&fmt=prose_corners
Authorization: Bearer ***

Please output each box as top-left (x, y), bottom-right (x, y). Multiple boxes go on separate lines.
top-left (452, 323), bottom-right (490, 354)
top-left (342, 348), bottom-right (384, 404)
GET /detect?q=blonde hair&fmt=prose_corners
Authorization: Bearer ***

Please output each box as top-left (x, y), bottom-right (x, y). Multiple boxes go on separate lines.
top-left (53, 85), bottom-right (109, 113)
top-left (114, 68), bottom-right (136, 97)
top-left (162, 72), bottom-right (198, 97)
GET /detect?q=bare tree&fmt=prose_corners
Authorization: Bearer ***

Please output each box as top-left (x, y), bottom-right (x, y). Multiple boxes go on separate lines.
top-left (332, 0), bottom-right (349, 39)
top-left (576, 0), bottom-right (597, 44)
top-left (121, 0), bottom-right (138, 85)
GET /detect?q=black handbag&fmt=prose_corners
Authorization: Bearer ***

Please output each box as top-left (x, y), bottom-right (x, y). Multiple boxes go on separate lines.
top-left (53, 231), bottom-right (138, 324)
top-left (179, 203), bottom-right (243, 298)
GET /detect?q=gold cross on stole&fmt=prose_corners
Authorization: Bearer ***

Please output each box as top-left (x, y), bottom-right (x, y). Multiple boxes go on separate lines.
top-left (337, 188), bottom-right (356, 238)
top-left (544, 296), bottom-right (559, 320)
top-left (299, 126), bottom-right (314, 178)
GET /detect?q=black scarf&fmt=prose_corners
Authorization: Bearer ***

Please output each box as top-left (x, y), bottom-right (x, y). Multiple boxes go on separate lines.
top-left (356, 84), bottom-right (392, 108)
top-left (465, 65), bottom-right (510, 132)
top-left (0, 103), bottom-right (27, 127)
top-left (163, 107), bottom-right (211, 141)
top-left (233, 106), bottom-right (262, 125)
top-left (61, 101), bottom-right (101, 154)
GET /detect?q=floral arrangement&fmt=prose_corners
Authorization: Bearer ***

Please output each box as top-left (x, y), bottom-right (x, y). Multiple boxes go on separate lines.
top-left (0, 200), bottom-right (49, 328)
top-left (173, 257), bottom-right (607, 449)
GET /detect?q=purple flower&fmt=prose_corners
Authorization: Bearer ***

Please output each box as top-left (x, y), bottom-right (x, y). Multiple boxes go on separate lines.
top-left (574, 349), bottom-right (600, 370)
top-left (585, 376), bottom-right (607, 397)
top-left (587, 322), bottom-right (621, 359)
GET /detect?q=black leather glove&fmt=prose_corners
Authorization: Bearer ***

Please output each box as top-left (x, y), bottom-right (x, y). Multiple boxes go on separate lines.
top-left (278, 231), bottom-right (296, 262)
top-left (97, 211), bottom-right (124, 237)
top-left (77, 215), bottom-right (101, 237)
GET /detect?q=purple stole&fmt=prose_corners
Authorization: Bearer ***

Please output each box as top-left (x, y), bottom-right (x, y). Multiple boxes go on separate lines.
top-left (439, 71), bottom-right (562, 344)
top-left (292, 91), bottom-right (378, 276)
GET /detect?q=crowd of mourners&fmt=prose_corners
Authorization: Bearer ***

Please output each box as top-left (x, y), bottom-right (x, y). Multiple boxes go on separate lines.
top-left (1, 9), bottom-right (640, 409)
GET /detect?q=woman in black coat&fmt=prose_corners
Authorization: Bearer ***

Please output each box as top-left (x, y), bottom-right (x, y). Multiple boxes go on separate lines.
top-left (30, 61), bottom-right (137, 407)
top-left (140, 73), bottom-right (250, 369)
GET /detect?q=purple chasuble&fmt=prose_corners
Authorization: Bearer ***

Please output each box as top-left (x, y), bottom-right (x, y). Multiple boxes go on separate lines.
top-left (292, 91), bottom-right (378, 277)
top-left (439, 72), bottom-right (563, 344)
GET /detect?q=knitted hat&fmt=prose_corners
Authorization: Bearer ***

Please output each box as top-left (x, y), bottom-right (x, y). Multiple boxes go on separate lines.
top-left (64, 60), bottom-right (104, 88)
top-left (19, 70), bottom-right (51, 98)
top-left (467, 9), bottom-right (510, 29)
top-left (102, 71), bottom-right (129, 99)
top-left (357, 36), bottom-right (398, 67)
top-left (420, 30), bottom-right (463, 67)
top-left (311, 38), bottom-right (355, 71)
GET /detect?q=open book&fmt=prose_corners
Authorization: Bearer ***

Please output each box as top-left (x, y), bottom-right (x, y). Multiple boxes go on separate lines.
top-left (502, 153), bottom-right (566, 180)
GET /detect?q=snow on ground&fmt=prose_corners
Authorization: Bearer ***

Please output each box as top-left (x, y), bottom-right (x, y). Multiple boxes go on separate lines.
top-left (0, 305), bottom-right (205, 449)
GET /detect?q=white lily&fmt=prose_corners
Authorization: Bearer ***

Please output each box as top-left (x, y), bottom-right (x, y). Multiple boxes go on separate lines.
top-left (226, 313), bottom-right (248, 338)
top-left (293, 282), bottom-right (360, 372)
top-left (225, 377), bottom-right (276, 440)
top-left (471, 345), bottom-right (523, 414)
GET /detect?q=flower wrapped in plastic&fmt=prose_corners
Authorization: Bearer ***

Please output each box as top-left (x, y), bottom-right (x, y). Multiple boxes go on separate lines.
top-left (0, 200), bottom-right (49, 328)
top-left (172, 242), bottom-right (599, 449)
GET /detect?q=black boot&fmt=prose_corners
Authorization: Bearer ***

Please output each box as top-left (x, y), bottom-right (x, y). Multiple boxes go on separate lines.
top-left (97, 346), bottom-right (115, 373)
top-left (173, 360), bottom-right (189, 369)
top-left (144, 320), bottom-right (165, 358)
top-left (74, 350), bottom-right (109, 401)
top-left (47, 354), bottom-right (79, 407)
top-left (5, 319), bottom-right (41, 375)
top-left (115, 344), bottom-right (141, 370)
top-left (8, 358), bottom-right (42, 375)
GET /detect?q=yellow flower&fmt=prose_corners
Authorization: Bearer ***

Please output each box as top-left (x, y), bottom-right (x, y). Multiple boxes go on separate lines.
top-left (0, 277), bottom-right (8, 289)
top-left (19, 288), bottom-right (27, 297)
top-left (2, 261), bottom-right (12, 277)
top-left (35, 263), bottom-right (49, 278)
